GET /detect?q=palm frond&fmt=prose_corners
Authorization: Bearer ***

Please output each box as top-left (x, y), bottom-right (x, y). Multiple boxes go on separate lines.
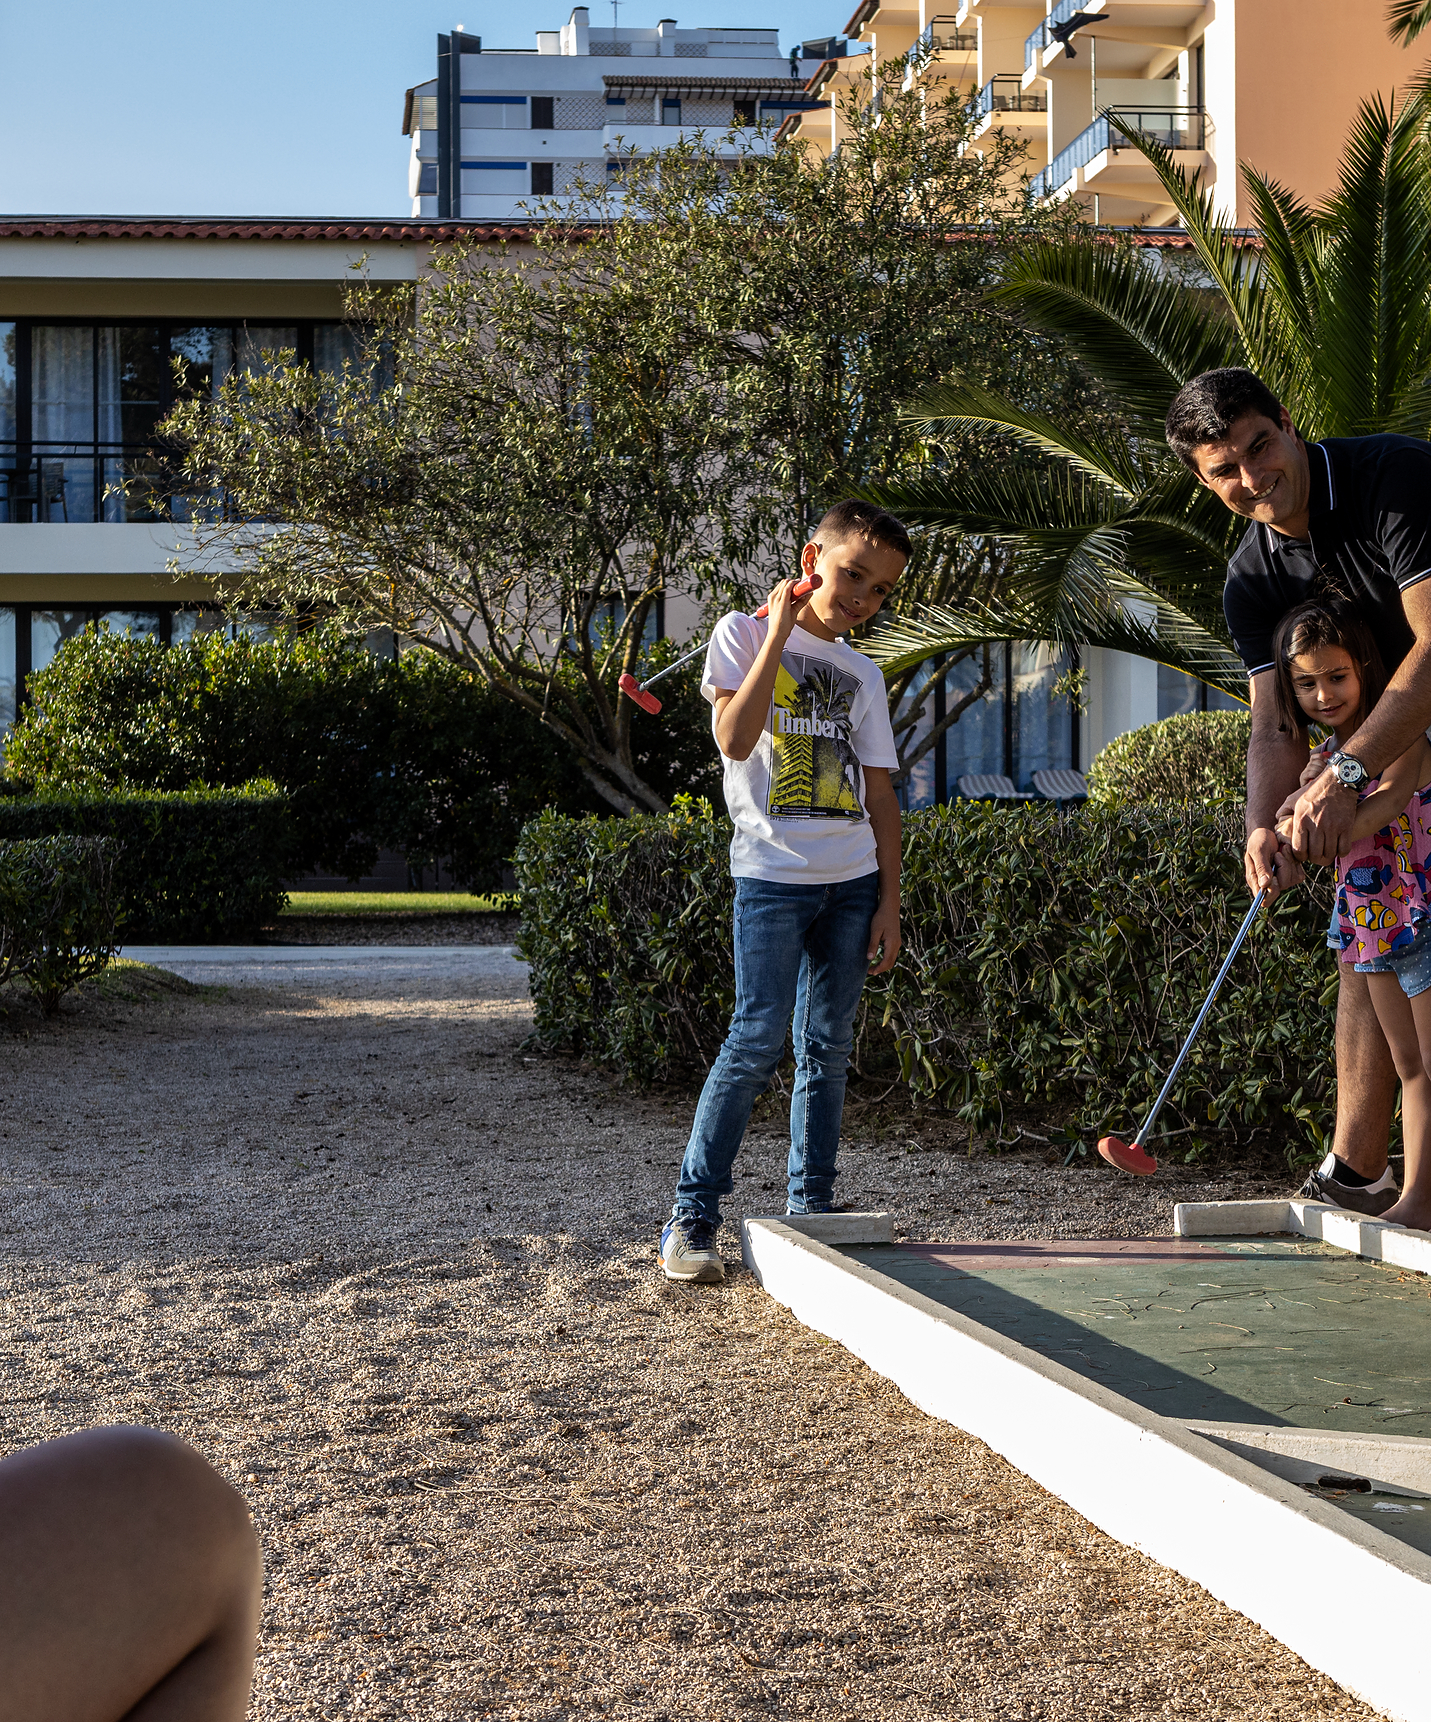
top-left (1312, 89), bottom-right (1431, 437)
top-left (1388, 0), bottom-right (1431, 43)
top-left (1102, 121), bottom-right (1289, 393)
top-left (986, 240), bottom-right (1241, 427)
top-left (899, 378), bottom-right (1146, 497)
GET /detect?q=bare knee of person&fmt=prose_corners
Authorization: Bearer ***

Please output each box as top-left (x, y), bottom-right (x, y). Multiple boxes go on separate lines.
top-left (0, 1424), bottom-right (262, 1722)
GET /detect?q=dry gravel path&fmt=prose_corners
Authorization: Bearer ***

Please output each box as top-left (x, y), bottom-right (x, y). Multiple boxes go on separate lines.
top-left (0, 953), bottom-right (1381, 1720)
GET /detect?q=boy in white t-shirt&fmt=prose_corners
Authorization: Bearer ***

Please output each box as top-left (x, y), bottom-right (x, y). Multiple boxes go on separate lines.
top-left (660, 500), bottom-right (909, 1284)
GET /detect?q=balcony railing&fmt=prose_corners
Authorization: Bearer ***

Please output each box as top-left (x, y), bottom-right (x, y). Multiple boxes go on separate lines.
top-left (1025, 0), bottom-right (1104, 69)
top-left (973, 76), bottom-right (1048, 119)
top-left (919, 17), bottom-right (978, 54)
top-left (1030, 107), bottom-right (1206, 198)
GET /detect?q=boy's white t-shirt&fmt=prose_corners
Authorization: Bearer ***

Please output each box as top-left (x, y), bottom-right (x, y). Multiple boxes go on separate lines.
top-left (701, 612), bottom-right (898, 884)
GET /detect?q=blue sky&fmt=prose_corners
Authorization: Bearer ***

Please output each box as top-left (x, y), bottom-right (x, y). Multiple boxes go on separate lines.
top-left (0, 0), bottom-right (849, 218)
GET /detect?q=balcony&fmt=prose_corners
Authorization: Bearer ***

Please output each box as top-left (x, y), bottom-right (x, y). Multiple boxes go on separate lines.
top-left (601, 121), bottom-right (773, 154)
top-left (1030, 107), bottom-right (1206, 200)
top-left (971, 76), bottom-right (1048, 133)
top-left (904, 17), bottom-right (978, 89)
top-left (1025, 0), bottom-right (1104, 70)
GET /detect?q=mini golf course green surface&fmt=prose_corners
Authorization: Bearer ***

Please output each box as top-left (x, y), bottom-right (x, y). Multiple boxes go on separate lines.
top-left (840, 1235), bottom-right (1431, 1555)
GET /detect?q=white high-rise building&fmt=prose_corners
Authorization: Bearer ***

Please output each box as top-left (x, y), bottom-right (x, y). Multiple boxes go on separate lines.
top-left (402, 11), bottom-right (825, 220)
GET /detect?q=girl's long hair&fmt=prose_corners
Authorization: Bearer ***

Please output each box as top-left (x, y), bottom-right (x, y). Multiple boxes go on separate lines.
top-left (1270, 598), bottom-right (1387, 736)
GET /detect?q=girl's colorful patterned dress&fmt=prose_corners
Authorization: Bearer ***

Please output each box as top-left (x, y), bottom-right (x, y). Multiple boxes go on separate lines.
top-left (1336, 779), bottom-right (1431, 966)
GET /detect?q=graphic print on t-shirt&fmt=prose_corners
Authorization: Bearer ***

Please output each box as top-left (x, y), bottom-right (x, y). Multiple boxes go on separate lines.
top-left (768, 652), bottom-right (864, 819)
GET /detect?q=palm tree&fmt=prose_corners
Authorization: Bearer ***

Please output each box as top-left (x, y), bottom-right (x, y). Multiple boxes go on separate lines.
top-left (861, 89), bottom-right (1431, 698)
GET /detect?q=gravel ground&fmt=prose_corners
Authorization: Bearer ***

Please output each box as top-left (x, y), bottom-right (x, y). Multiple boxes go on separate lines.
top-left (0, 956), bottom-right (1381, 1721)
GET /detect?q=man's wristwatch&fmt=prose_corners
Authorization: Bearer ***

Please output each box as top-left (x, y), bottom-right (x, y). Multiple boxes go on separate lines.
top-left (1328, 751), bottom-right (1371, 791)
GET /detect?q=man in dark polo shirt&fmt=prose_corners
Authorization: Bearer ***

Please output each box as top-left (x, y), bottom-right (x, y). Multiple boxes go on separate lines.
top-left (1165, 367), bottom-right (1431, 1215)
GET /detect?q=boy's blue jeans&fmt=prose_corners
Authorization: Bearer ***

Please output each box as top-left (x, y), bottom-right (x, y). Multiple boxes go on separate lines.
top-left (672, 871), bottom-right (881, 1229)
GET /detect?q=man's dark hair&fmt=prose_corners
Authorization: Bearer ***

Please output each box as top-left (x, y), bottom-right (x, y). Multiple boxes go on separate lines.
top-left (1270, 597), bottom-right (1387, 737)
top-left (1164, 368), bottom-right (1290, 470)
top-left (813, 498), bottom-right (912, 561)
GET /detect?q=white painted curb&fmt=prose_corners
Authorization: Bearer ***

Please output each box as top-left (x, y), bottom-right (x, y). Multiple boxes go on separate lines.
top-left (741, 1216), bottom-right (1431, 1722)
top-left (1175, 1197), bottom-right (1431, 1277)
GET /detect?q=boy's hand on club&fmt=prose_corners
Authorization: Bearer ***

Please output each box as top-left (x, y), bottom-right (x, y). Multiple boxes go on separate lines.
top-left (867, 901), bottom-right (901, 975)
top-left (763, 578), bottom-right (805, 645)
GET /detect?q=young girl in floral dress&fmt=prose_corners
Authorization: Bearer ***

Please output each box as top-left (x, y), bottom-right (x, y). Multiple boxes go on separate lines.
top-left (1273, 599), bottom-right (1431, 1232)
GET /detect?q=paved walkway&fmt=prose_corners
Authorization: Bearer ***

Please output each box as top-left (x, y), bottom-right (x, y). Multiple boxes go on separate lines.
top-left (119, 943), bottom-right (528, 988)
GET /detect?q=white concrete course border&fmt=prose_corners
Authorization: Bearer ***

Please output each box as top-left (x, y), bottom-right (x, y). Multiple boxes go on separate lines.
top-left (1176, 1196), bottom-right (1431, 1276)
top-left (740, 1213), bottom-right (1431, 1722)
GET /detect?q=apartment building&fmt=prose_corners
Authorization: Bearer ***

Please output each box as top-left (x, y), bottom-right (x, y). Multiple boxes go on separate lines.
top-left (0, 217), bottom-right (472, 737)
top-left (787, 1), bottom-right (1427, 226)
top-left (402, 11), bottom-right (826, 221)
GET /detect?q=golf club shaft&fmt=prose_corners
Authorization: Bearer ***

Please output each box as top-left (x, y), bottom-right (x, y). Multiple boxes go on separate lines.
top-left (1132, 886), bottom-right (1269, 1147)
top-left (638, 637), bottom-right (708, 692)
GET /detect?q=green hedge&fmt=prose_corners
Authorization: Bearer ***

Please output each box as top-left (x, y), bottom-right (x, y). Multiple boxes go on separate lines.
top-left (4, 624), bottom-right (719, 887)
top-left (0, 788), bottom-right (288, 942)
top-left (515, 799), bottom-right (1339, 1163)
top-left (0, 836), bottom-right (120, 1014)
top-left (1087, 709), bottom-right (1252, 806)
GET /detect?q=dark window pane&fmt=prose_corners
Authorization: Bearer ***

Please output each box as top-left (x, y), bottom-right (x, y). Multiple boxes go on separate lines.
top-left (171, 608), bottom-right (229, 646)
top-left (531, 161), bottom-right (554, 195)
top-left (733, 98), bottom-right (757, 124)
top-left (99, 326), bottom-right (165, 448)
top-left (0, 324), bottom-right (14, 444)
top-left (314, 324), bottom-right (362, 375)
top-left (31, 609), bottom-right (90, 674)
top-left (1157, 664), bottom-right (1201, 718)
top-left (531, 96), bottom-right (554, 128)
top-left (96, 609), bottom-right (161, 639)
top-left (1012, 642), bottom-right (1073, 786)
top-left (417, 161), bottom-right (437, 194)
top-left (944, 645), bottom-right (1006, 785)
top-left (0, 606), bottom-right (15, 739)
top-left (662, 98), bottom-right (681, 124)
top-left (171, 325), bottom-right (227, 399)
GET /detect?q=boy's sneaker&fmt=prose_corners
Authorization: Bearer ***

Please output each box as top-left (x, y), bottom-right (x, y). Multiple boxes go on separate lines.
top-left (1295, 1159), bottom-right (1399, 1217)
top-left (660, 1216), bottom-right (724, 1284)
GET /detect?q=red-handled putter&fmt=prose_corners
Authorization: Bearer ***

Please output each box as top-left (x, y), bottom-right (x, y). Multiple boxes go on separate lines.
top-left (618, 574), bottom-right (822, 716)
top-left (1097, 886), bottom-right (1269, 1176)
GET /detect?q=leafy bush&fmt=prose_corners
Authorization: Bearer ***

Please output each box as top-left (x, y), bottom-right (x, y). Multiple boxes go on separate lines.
top-left (0, 788), bottom-right (287, 942)
top-left (4, 625), bottom-right (719, 886)
top-left (1086, 710), bottom-right (1252, 806)
top-left (0, 837), bottom-right (120, 1015)
top-left (516, 799), bottom-right (1338, 1163)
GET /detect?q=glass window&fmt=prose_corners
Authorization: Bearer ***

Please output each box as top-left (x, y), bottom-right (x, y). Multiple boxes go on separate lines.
top-left (892, 660), bottom-right (936, 811)
top-left (0, 606), bottom-right (15, 740)
top-left (944, 645), bottom-right (1006, 788)
top-left (32, 327), bottom-right (96, 521)
top-left (1158, 664), bottom-right (1245, 718)
top-left (171, 608), bottom-right (229, 646)
top-left (1011, 642), bottom-right (1073, 787)
top-left (662, 98), bottom-right (682, 125)
top-left (31, 609), bottom-right (90, 675)
top-left (417, 161), bottom-right (438, 195)
top-left (531, 96), bottom-right (554, 129)
top-left (314, 324), bottom-right (362, 375)
top-left (96, 609), bottom-right (161, 639)
top-left (0, 323), bottom-right (14, 443)
top-left (171, 325), bottom-right (224, 400)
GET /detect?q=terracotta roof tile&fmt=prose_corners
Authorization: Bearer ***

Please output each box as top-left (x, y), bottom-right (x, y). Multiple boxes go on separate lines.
top-left (0, 218), bottom-right (538, 242)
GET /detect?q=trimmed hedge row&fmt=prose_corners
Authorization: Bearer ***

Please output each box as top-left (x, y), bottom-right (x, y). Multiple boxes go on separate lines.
top-left (515, 799), bottom-right (1339, 1163)
top-left (0, 836), bottom-right (120, 1015)
top-left (0, 788), bottom-right (288, 942)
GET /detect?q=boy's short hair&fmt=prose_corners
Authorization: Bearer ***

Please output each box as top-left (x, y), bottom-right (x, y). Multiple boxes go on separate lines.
top-left (1165, 368), bottom-right (1289, 470)
top-left (813, 499), bottom-right (912, 562)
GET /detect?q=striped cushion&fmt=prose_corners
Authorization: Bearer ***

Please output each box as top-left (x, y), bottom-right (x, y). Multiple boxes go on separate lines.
top-left (958, 773), bottom-right (1021, 799)
top-left (1033, 768), bottom-right (1088, 801)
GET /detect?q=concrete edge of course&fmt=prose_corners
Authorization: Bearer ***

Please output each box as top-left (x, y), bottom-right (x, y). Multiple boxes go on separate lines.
top-left (1175, 1197), bottom-right (1431, 1277)
top-left (740, 1214), bottom-right (1431, 1722)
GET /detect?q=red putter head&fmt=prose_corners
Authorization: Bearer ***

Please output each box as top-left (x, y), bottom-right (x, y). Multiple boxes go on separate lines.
top-left (753, 572), bottom-right (821, 620)
top-left (1097, 1136), bottom-right (1158, 1177)
top-left (617, 672), bottom-right (662, 715)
